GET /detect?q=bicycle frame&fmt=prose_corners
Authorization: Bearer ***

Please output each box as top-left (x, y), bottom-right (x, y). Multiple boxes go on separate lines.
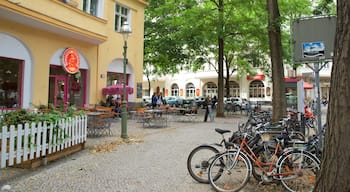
top-left (235, 133), bottom-right (294, 178)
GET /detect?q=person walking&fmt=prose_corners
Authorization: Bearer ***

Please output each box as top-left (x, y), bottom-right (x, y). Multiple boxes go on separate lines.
top-left (203, 96), bottom-right (211, 122)
top-left (156, 92), bottom-right (164, 107)
top-left (151, 92), bottom-right (157, 109)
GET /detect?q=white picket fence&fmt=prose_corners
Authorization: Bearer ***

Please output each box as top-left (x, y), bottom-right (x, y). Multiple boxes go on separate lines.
top-left (0, 115), bottom-right (87, 168)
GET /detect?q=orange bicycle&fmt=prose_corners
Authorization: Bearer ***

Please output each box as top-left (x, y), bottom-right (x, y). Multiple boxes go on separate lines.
top-left (208, 131), bottom-right (320, 192)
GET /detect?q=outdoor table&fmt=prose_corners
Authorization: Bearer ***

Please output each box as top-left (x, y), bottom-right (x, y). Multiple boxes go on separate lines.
top-left (143, 109), bottom-right (167, 128)
top-left (87, 112), bottom-right (112, 136)
top-left (172, 108), bottom-right (198, 122)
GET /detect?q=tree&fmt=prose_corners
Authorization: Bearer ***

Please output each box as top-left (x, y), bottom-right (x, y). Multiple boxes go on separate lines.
top-left (266, 0), bottom-right (287, 122)
top-left (314, 1), bottom-right (350, 191)
top-left (143, 0), bottom-right (324, 118)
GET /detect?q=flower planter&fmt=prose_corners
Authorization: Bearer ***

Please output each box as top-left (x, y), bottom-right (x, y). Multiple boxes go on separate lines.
top-left (13, 143), bottom-right (85, 169)
top-left (0, 112), bottom-right (87, 169)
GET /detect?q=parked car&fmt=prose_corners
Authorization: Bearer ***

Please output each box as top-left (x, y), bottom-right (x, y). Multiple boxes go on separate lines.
top-left (164, 96), bottom-right (183, 106)
top-left (182, 98), bottom-right (198, 113)
top-left (225, 97), bottom-right (248, 110)
top-left (142, 96), bottom-right (152, 107)
top-left (183, 98), bottom-right (196, 108)
top-left (195, 96), bottom-right (206, 108)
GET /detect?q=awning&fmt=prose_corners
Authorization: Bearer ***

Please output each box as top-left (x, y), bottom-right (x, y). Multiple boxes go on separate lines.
top-left (304, 82), bottom-right (313, 89)
top-left (246, 74), bottom-right (265, 81)
top-left (284, 78), bottom-right (313, 89)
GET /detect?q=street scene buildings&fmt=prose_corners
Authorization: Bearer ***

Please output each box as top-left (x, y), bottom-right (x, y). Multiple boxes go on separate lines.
top-left (0, 1), bottom-right (337, 192)
top-left (0, 0), bottom-right (147, 110)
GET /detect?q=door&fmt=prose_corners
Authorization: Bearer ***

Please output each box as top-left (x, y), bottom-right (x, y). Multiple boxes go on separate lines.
top-left (49, 76), bottom-right (68, 107)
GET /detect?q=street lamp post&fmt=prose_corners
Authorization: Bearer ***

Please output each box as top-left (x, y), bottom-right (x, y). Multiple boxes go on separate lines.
top-left (119, 21), bottom-right (131, 139)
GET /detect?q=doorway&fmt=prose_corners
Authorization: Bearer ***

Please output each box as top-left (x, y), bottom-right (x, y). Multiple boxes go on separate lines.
top-left (49, 75), bottom-right (68, 107)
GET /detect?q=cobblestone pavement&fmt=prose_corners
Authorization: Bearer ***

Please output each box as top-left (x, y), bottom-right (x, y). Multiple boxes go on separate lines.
top-left (0, 107), bottom-right (327, 192)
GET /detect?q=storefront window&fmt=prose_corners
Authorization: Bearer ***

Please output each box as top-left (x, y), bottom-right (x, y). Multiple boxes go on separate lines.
top-left (0, 57), bottom-right (23, 108)
top-left (68, 71), bottom-right (86, 107)
top-left (204, 82), bottom-right (217, 97)
top-left (227, 81), bottom-right (240, 97)
top-left (171, 84), bottom-right (179, 96)
top-left (107, 72), bottom-right (129, 86)
top-left (186, 83), bottom-right (195, 98)
top-left (249, 80), bottom-right (265, 98)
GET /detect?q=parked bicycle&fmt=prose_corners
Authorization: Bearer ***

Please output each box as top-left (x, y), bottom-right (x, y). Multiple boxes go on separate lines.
top-left (187, 110), bottom-right (322, 189)
top-left (207, 130), bottom-right (320, 192)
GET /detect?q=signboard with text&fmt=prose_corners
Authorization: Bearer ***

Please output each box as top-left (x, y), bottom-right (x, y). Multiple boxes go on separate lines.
top-left (292, 16), bottom-right (336, 63)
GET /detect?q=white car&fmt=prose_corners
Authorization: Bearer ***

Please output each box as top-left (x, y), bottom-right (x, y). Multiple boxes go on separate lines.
top-left (142, 96), bottom-right (152, 106)
top-left (225, 97), bottom-right (248, 109)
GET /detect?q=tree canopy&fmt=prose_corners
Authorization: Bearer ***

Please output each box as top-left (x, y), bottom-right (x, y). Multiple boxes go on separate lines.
top-left (143, 0), bottom-right (335, 116)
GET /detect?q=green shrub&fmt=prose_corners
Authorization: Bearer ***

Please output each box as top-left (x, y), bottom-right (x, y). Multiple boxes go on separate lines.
top-left (0, 105), bottom-right (86, 127)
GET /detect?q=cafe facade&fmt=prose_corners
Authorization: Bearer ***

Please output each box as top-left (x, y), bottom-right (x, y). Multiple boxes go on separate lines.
top-left (0, 0), bottom-right (147, 109)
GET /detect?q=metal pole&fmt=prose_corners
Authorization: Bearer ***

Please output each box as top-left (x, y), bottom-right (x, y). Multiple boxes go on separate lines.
top-left (121, 40), bottom-right (128, 139)
top-left (314, 62), bottom-right (323, 148)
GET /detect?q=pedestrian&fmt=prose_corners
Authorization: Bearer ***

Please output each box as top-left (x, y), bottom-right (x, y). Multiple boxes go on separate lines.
top-left (203, 96), bottom-right (211, 122)
top-left (212, 96), bottom-right (217, 109)
top-left (156, 92), bottom-right (164, 107)
top-left (151, 92), bottom-right (157, 109)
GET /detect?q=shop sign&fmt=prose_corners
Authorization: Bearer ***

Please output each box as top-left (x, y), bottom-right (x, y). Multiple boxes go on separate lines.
top-left (62, 48), bottom-right (80, 74)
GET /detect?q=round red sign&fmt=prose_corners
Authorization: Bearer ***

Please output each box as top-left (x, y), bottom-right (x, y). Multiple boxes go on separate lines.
top-left (62, 48), bottom-right (80, 74)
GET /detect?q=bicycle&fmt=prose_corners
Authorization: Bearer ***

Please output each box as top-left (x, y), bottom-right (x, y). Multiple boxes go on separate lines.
top-left (186, 128), bottom-right (244, 183)
top-left (208, 131), bottom-right (320, 192)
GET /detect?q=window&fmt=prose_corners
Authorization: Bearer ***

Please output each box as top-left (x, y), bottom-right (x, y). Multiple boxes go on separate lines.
top-left (171, 84), bottom-right (179, 96)
top-left (0, 57), bottom-right (23, 108)
top-left (107, 72), bottom-right (129, 86)
top-left (186, 83), bottom-right (195, 98)
top-left (115, 4), bottom-right (130, 31)
top-left (227, 81), bottom-right (240, 97)
top-left (204, 82), bottom-right (217, 97)
top-left (83, 0), bottom-right (103, 17)
top-left (249, 80), bottom-right (265, 98)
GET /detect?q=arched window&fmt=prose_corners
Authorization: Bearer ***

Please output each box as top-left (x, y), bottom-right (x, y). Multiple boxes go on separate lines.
top-left (204, 82), bottom-right (217, 97)
top-left (228, 81), bottom-right (240, 97)
top-left (249, 80), bottom-right (265, 98)
top-left (186, 83), bottom-right (195, 98)
top-left (266, 87), bottom-right (271, 96)
top-left (171, 84), bottom-right (179, 96)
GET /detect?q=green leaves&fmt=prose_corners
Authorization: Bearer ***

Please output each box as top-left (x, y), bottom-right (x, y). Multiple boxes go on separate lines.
top-left (144, 0), bottom-right (336, 76)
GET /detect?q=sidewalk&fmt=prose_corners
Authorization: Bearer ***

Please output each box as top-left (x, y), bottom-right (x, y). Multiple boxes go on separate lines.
top-left (0, 106), bottom-right (327, 191)
top-left (0, 108), bottom-right (227, 186)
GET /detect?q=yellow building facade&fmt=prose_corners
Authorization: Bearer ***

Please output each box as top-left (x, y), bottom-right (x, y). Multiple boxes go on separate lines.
top-left (0, 0), bottom-right (147, 109)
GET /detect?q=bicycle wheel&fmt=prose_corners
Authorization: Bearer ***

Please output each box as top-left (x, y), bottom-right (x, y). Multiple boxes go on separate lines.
top-left (277, 150), bottom-right (320, 192)
top-left (187, 145), bottom-right (220, 183)
top-left (208, 150), bottom-right (251, 192)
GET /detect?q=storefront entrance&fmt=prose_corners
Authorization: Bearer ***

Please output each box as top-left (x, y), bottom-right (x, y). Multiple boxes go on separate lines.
top-left (49, 75), bottom-right (67, 107)
top-left (49, 66), bottom-right (86, 108)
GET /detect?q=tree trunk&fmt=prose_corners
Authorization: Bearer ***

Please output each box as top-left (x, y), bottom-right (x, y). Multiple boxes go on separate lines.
top-left (225, 73), bottom-right (230, 97)
top-left (314, 1), bottom-right (350, 191)
top-left (216, 0), bottom-right (225, 117)
top-left (266, 0), bottom-right (286, 122)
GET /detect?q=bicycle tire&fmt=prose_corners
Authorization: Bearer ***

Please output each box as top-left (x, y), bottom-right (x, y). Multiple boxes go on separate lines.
top-left (277, 150), bottom-right (320, 192)
top-left (187, 145), bottom-right (220, 184)
top-left (208, 150), bottom-right (251, 192)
